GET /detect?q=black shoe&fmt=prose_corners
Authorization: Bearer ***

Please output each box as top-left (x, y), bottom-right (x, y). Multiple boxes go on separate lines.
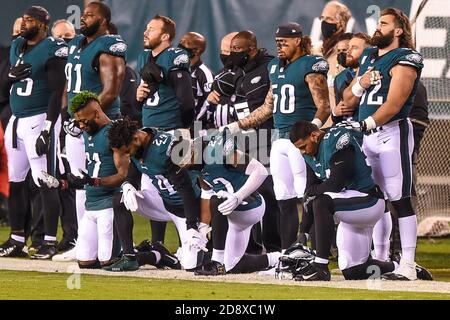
top-left (150, 241), bottom-right (181, 270)
top-left (134, 239), bottom-right (153, 253)
top-left (57, 239), bottom-right (75, 253)
top-left (194, 260), bottom-right (226, 276)
top-left (0, 238), bottom-right (28, 258)
top-left (294, 262), bottom-right (331, 281)
top-left (416, 264), bottom-right (433, 281)
top-left (30, 241), bottom-right (58, 260)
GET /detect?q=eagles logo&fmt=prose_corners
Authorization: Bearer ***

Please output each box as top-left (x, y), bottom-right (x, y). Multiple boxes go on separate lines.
top-left (336, 133), bottom-right (350, 150)
top-left (109, 42), bottom-right (127, 53)
top-left (174, 54), bottom-right (189, 66)
top-left (54, 47), bottom-right (68, 58)
top-left (405, 53), bottom-right (423, 64)
top-left (312, 60), bottom-right (328, 72)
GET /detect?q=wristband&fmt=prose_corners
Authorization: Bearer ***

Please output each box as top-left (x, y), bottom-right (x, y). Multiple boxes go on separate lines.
top-left (43, 120), bottom-right (52, 132)
top-left (351, 77), bottom-right (365, 97)
top-left (311, 118), bottom-right (323, 128)
top-left (363, 116), bottom-right (377, 131)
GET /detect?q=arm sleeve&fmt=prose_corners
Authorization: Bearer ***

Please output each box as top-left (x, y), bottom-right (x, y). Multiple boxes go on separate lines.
top-left (168, 69), bottom-right (196, 128)
top-left (125, 160), bottom-right (142, 189)
top-left (166, 161), bottom-right (199, 230)
top-left (234, 158), bottom-right (268, 202)
top-left (45, 57), bottom-right (67, 125)
top-left (306, 146), bottom-right (355, 196)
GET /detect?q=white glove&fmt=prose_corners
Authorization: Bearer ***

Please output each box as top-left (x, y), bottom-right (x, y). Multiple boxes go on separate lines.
top-left (198, 222), bottom-right (212, 240)
top-left (184, 228), bottom-right (208, 252)
top-left (120, 182), bottom-right (144, 212)
top-left (217, 190), bottom-right (242, 215)
top-left (219, 121), bottom-right (240, 135)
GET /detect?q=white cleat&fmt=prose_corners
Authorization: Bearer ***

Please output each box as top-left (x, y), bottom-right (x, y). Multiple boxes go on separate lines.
top-left (382, 259), bottom-right (417, 281)
top-left (52, 246), bottom-right (77, 262)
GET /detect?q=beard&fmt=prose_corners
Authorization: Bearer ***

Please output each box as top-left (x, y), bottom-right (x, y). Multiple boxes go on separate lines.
top-left (21, 25), bottom-right (39, 40)
top-left (81, 20), bottom-right (101, 37)
top-left (144, 36), bottom-right (162, 50)
top-left (346, 56), bottom-right (359, 69)
top-left (371, 29), bottom-right (395, 49)
top-left (85, 120), bottom-right (100, 135)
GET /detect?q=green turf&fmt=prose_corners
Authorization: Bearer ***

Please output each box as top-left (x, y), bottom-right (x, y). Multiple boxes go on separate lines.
top-left (0, 270), bottom-right (448, 300)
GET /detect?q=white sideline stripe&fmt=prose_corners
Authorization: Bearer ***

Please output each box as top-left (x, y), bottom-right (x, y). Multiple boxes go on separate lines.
top-left (0, 258), bottom-right (449, 294)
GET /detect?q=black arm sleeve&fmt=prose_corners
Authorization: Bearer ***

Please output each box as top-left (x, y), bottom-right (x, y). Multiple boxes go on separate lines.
top-left (168, 69), bottom-right (196, 128)
top-left (306, 146), bottom-right (355, 196)
top-left (166, 160), bottom-right (199, 230)
top-left (125, 161), bottom-right (142, 189)
top-left (46, 57), bottom-right (67, 126)
top-left (120, 66), bottom-right (142, 119)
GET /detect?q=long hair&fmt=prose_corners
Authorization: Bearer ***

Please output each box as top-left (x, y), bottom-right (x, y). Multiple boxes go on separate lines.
top-left (300, 35), bottom-right (312, 55)
top-left (380, 7), bottom-right (415, 49)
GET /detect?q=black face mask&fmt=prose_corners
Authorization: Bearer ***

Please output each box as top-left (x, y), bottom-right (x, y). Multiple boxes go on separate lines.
top-left (229, 51), bottom-right (249, 68)
top-left (220, 54), bottom-right (232, 69)
top-left (81, 20), bottom-right (101, 37)
top-left (21, 25), bottom-right (40, 40)
top-left (178, 43), bottom-right (194, 58)
top-left (337, 52), bottom-right (347, 67)
top-left (63, 37), bottom-right (74, 44)
top-left (321, 21), bottom-right (338, 39)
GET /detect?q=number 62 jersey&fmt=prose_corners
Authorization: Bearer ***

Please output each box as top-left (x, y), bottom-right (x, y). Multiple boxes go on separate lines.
top-left (357, 47), bottom-right (423, 123)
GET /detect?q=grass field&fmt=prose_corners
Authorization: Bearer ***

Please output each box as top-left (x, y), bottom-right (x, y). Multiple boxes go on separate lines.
top-left (0, 214), bottom-right (449, 300)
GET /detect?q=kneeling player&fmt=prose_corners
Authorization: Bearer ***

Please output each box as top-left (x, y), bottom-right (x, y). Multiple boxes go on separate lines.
top-left (290, 121), bottom-right (400, 281)
top-left (106, 118), bottom-right (207, 271)
top-left (185, 132), bottom-right (281, 275)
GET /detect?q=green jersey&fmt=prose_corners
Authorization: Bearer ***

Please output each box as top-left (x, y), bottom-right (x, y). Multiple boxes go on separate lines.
top-left (131, 129), bottom-right (200, 206)
top-left (84, 123), bottom-right (119, 211)
top-left (10, 37), bottom-right (68, 118)
top-left (137, 47), bottom-right (190, 129)
top-left (201, 133), bottom-right (262, 211)
top-left (268, 55), bottom-right (328, 138)
top-left (67, 34), bottom-right (127, 118)
top-left (304, 127), bottom-right (374, 193)
top-left (357, 47), bottom-right (423, 123)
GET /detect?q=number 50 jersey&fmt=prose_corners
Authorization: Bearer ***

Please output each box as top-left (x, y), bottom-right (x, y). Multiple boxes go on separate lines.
top-left (268, 55), bottom-right (328, 138)
top-left (66, 34), bottom-right (127, 118)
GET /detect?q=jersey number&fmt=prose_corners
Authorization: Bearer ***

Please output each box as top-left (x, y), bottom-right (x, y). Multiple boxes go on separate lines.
top-left (65, 63), bottom-right (82, 93)
top-left (86, 152), bottom-right (101, 178)
top-left (272, 84), bottom-right (295, 114)
top-left (360, 82), bottom-right (383, 106)
top-left (146, 92), bottom-right (160, 107)
top-left (212, 177), bottom-right (234, 193)
top-left (16, 78), bottom-right (33, 96)
top-left (155, 175), bottom-right (176, 195)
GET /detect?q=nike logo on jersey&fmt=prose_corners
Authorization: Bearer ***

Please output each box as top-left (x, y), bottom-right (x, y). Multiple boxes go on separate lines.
top-left (333, 132), bottom-right (340, 137)
top-left (175, 49), bottom-right (182, 53)
top-left (334, 161), bottom-right (344, 166)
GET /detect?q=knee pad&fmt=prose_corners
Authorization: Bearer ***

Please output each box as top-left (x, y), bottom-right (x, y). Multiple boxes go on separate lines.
top-left (391, 198), bottom-right (414, 218)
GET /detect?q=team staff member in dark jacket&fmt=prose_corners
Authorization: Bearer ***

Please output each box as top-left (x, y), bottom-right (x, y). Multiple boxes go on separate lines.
top-left (228, 31), bottom-right (281, 253)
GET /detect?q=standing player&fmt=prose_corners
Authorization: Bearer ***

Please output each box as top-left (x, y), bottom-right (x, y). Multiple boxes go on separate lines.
top-left (223, 23), bottom-right (330, 252)
top-left (65, 1), bottom-right (126, 235)
top-left (135, 15), bottom-right (196, 244)
top-left (106, 118), bottom-right (206, 271)
top-left (0, 6), bottom-right (66, 259)
top-left (339, 8), bottom-right (424, 280)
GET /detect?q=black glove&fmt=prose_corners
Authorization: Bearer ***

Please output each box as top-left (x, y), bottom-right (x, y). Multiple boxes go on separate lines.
top-left (8, 63), bottom-right (32, 83)
top-left (67, 169), bottom-right (100, 189)
top-left (139, 61), bottom-right (163, 96)
top-left (35, 130), bottom-right (51, 156)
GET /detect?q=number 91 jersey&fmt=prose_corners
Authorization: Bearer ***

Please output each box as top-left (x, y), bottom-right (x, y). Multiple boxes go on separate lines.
top-left (9, 37), bottom-right (68, 118)
top-left (66, 34), bottom-right (127, 118)
top-left (84, 123), bottom-right (119, 211)
top-left (268, 55), bottom-right (328, 138)
top-left (357, 47), bottom-right (423, 123)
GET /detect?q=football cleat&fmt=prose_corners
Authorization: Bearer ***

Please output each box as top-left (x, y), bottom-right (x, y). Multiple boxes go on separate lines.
top-left (150, 241), bottom-right (181, 270)
top-left (0, 238), bottom-right (28, 258)
top-left (30, 241), bottom-right (58, 260)
top-left (194, 260), bottom-right (226, 276)
top-left (52, 246), bottom-right (77, 262)
top-left (415, 264), bottom-right (433, 281)
top-left (382, 260), bottom-right (417, 281)
top-left (294, 262), bottom-right (331, 281)
top-left (134, 239), bottom-right (153, 253)
top-left (275, 243), bottom-right (315, 279)
top-left (102, 255), bottom-right (139, 272)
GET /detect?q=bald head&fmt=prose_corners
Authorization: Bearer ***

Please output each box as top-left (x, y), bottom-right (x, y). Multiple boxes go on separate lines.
top-left (180, 31), bottom-right (206, 54)
top-left (220, 32), bottom-right (238, 55)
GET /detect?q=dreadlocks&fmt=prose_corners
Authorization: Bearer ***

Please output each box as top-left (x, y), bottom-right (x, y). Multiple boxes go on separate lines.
top-left (108, 116), bottom-right (140, 149)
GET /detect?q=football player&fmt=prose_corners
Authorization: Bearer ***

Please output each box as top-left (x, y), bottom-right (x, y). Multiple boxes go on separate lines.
top-left (136, 15), bottom-right (196, 245)
top-left (0, 6), bottom-right (66, 259)
top-left (64, 1), bottom-right (126, 236)
top-left (106, 118), bottom-right (206, 271)
top-left (189, 132), bottom-right (281, 275)
top-left (222, 23), bottom-right (330, 252)
top-left (339, 8), bottom-right (424, 280)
